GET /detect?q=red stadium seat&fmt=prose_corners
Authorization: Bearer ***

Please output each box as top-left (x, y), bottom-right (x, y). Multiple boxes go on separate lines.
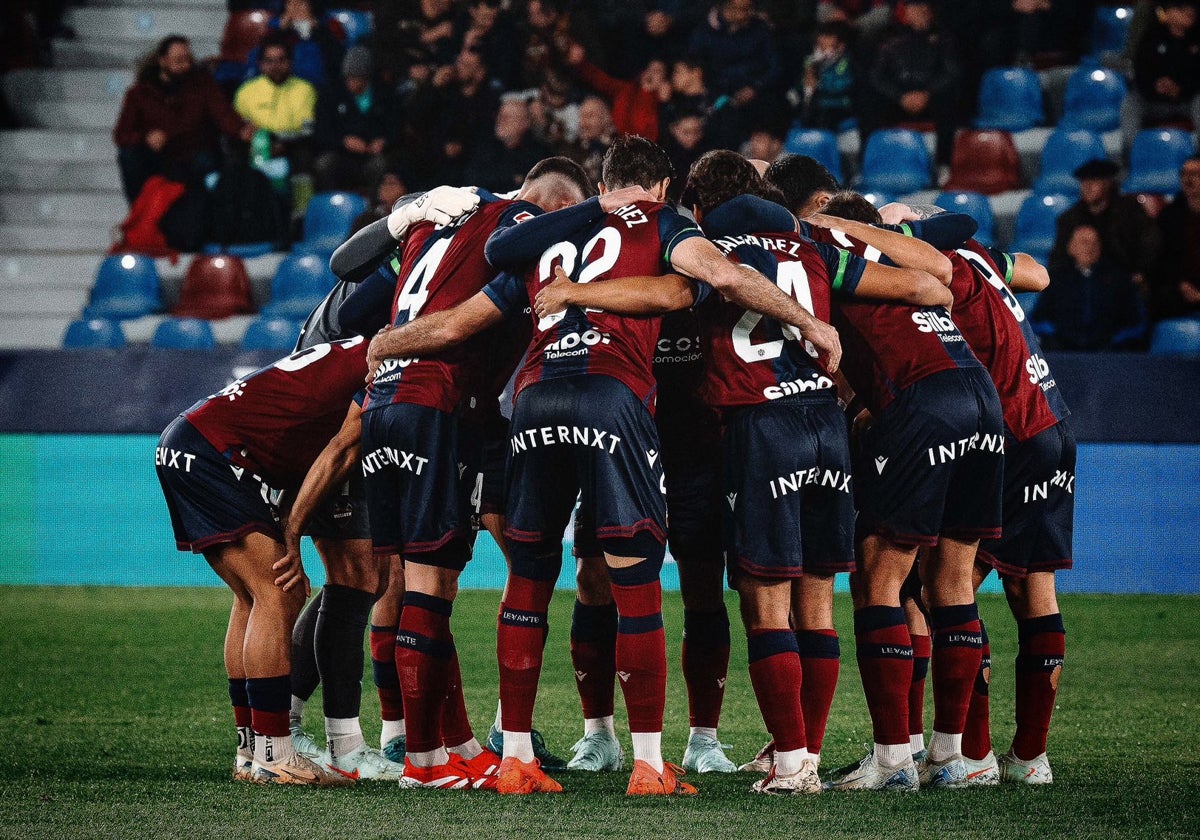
top-left (943, 130), bottom-right (1022, 195)
top-left (219, 10), bottom-right (271, 63)
top-left (173, 254), bottom-right (255, 320)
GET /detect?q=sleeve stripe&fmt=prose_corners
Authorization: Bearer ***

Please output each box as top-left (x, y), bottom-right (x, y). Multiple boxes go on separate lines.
top-left (1003, 252), bottom-right (1015, 285)
top-left (831, 248), bottom-right (850, 291)
top-left (389, 256), bottom-right (401, 274)
top-left (899, 222), bottom-right (914, 237)
top-left (662, 227), bottom-right (701, 263)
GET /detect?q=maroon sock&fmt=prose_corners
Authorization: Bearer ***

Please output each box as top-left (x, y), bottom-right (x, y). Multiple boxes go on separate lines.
top-left (682, 607), bottom-right (731, 729)
top-left (440, 652), bottom-right (475, 748)
top-left (497, 574), bottom-right (554, 733)
top-left (797, 629), bottom-right (839, 755)
top-left (369, 624), bottom-right (404, 723)
top-left (610, 579), bottom-right (667, 733)
top-left (1013, 614), bottom-right (1065, 760)
top-left (909, 633), bottom-right (931, 741)
top-left (395, 593), bottom-right (455, 754)
top-left (962, 622), bottom-right (992, 759)
top-left (930, 604), bottom-right (984, 736)
top-left (747, 629), bottom-right (806, 752)
top-left (246, 675), bottom-right (291, 737)
top-left (855, 606), bottom-right (912, 746)
top-left (570, 600), bottom-right (617, 719)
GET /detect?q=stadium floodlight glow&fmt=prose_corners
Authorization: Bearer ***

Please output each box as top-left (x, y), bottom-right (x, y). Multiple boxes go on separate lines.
top-left (1091, 70), bottom-right (1107, 82)
top-left (1115, 7), bottom-right (1130, 18)
top-left (1042, 196), bottom-right (1056, 206)
top-left (120, 255), bottom-right (137, 269)
top-left (213, 257), bottom-right (227, 269)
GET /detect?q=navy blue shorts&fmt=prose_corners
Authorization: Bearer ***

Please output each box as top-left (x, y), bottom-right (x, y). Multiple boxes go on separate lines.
top-left (360, 403), bottom-right (470, 568)
top-left (506, 375), bottom-right (666, 549)
top-left (723, 392), bottom-right (856, 581)
top-left (304, 469), bottom-right (371, 541)
top-left (155, 416), bottom-right (283, 553)
top-left (458, 414), bottom-right (509, 529)
top-left (978, 420), bottom-right (1075, 578)
top-left (855, 367), bottom-right (1005, 547)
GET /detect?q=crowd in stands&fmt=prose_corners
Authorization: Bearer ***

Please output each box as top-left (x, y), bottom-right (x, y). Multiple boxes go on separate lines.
top-left (16, 0), bottom-right (1200, 351)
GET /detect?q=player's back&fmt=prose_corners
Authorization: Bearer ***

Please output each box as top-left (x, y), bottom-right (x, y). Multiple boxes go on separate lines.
top-left (184, 337), bottom-right (368, 487)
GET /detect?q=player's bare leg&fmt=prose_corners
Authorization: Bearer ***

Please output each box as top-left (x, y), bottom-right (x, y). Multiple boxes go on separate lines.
top-left (958, 559), bottom-right (998, 784)
top-left (567, 551), bottom-right (622, 770)
top-left (738, 575), bottom-right (819, 795)
top-left (370, 554), bottom-right (406, 758)
top-left (677, 546), bottom-right (735, 773)
top-left (792, 572), bottom-right (840, 771)
top-left (902, 559), bottom-right (931, 762)
top-left (223, 591), bottom-right (253, 779)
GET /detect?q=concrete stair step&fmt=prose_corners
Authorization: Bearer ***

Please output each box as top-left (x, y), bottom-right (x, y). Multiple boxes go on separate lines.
top-left (53, 37), bottom-right (221, 69)
top-left (0, 224), bottom-right (113, 252)
top-left (0, 192), bottom-right (127, 225)
top-left (0, 161), bottom-right (122, 192)
top-left (1, 254), bottom-right (108, 291)
top-left (2, 68), bottom-right (132, 102)
top-left (85, 0), bottom-right (225, 8)
top-left (0, 129), bottom-right (114, 163)
top-left (121, 313), bottom-right (255, 344)
top-left (0, 286), bottom-right (88, 317)
top-left (10, 99), bottom-right (122, 131)
top-left (65, 7), bottom-right (226, 44)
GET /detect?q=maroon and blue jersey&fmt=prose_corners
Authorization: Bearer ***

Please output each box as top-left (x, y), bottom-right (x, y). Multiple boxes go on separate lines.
top-left (483, 200), bottom-right (704, 409)
top-left (696, 228), bottom-right (866, 410)
top-left (803, 223), bottom-right (984, 413)
top-left (948, 241), bottom-right (1070, 442)
top-left (364, 191), bottom-right (538, 414)
top-left (184, 337), bottom-right (367, 488)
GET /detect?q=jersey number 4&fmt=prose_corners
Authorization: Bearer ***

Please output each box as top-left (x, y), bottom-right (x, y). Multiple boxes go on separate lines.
top-left (394, 237), bottom-right (453, 322)
top-left (732, 262), bottom-right (817, 362)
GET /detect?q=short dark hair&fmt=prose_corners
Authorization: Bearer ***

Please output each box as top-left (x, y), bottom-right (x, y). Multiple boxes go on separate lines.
top-left (821, 191), bottom-right (883, 224)
top-left (765, 154), bottom-right (840, 215)
top-left (684, 150), bottom-right (760, 215)
top-left (156, 34), bottom-right (190, 58)
top-left (601, 135), bottom-right (674, 189)
top-left (525, 156), bottom-right (597, 199)
top-left (260, 33), bottom-right (293, 61)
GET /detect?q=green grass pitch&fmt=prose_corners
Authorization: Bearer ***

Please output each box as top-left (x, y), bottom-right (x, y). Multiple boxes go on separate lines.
top-left (1, 587), bottom-right (1197, 839)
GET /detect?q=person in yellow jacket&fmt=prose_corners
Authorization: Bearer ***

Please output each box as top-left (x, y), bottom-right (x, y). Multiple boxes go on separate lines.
top-left (235, 34), bottom-right (317, 138)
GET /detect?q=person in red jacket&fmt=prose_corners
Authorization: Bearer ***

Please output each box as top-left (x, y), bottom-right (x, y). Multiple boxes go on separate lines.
top-left (112, 35), bottom-right (253, 202)
top-left (565, 40), bottom-right (670, 142)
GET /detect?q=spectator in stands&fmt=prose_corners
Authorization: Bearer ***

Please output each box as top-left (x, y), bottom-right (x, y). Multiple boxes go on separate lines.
top-left (864, 0), bottom-right (961, 169)
top-left (686, 0), bottom-right (782, 146)
top-left (457, 0), bottom-right (519, 90)
top-left (791, 21), bottom-right (856, 131)
top-left (529, 70), bottom-right (580, 147)
top-left (1123, 0), bottom-right (1200, 151)
top-left (661, 109), bottom-right (710, 202)
top-left (1051, 159), bottom-right (1163, 289)
top-left (350, 170), bottom-right (408, 234)
top-left (462, 97), bottom-right (551, 193)
top-left (1149, 155), bottom-right (1200, 320)
top-left (312, 46), bottom-right (403, 193)
top-left (565, 40), bottom-right (669, 141)
top-left (113, 35), bottom-right (252, 203)
top-left (743, 125), bottom-right (784, 166)
top-left (1035, 224), bottom-right (1147, 350)
top-left (374, 0), bottom-right (459, 88)
top-left (256, 0), bottom-right (345, 90)
top-left (816, 0), bottom-right (893, 38)
top-left (516, 0), bottom-right (603, 92)
top-left (235, 35), bottom-right (317, 141)
top-left (559, 95), bottom-right (613, 185)
top-left (974, 0), bottom-right (1090, 70)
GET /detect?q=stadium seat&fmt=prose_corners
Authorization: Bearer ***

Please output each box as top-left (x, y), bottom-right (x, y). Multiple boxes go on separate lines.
top-left (82, 253), bottom-right (161, 320)
top-left (263, 253), bottom-right (338, 319)
top-left (859, 129), bottom-right (931, 195)
top-left (1032, 129), bottom-right (1108, 196)
top-left (295, 191), bottom-right (369, 256)
top-left (859, 191), bottom-right (895, 209)
top-left (1122, 129), bottom-right (1197, 195)
top-left (934, 191), bottom-right (996, 246)
top-left (328, 8), bottom-right (373, 45)
top-left (172, 254), bottom-right (255, 320)
top-left (943, 130), bottom-right (1022, 195)
top-left (242, 315), bottom-right (302, 351)
top-left (1148, 317), bottom-right (1200, 356)
top-left (1060, 65), bottom-right (1127, 134)
top-left (63, 318), bottom-right (126, 349)
top-left (974, 68), bottom-right (1044, 132)
top-left (1015, 291), bottom-right (1041, 315)
top-left (219, 10), bottom-right (271, 63)
top-left (1010, 193), bottom-right (1072, 265)
top-left (152, 317), bottom-right (217, 350)
top-left (1090, 5), bottom-right (1134, 57)
top-left (783, 127), bottom-right (843, 184)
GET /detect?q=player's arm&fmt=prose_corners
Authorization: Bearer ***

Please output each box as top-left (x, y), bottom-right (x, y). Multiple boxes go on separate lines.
top-left (806, 212), bottom-right (954, 286)
top-left (273, 401), bottom-right (364, 593)
top-left (534, 265), bottom-right (695, 318)
top-left (854, 261), bottom-right (951, 307)
top-left (669, 235), bottom-right (842, 372)
top-left (1003, 252), bottom-right (1050, 292)
top-left (366, 291), bottom-right (505, 382)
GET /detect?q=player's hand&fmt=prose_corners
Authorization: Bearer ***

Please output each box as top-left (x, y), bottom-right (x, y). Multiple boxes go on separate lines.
top-left (534, 265), bottom-right (575, 318)
top-left (272, 537), bottom-right (310, 596)
top-left (878, 202), bottom-right (922, 225)
top-left (387, 186), bottom-right (479, 239)
top-left (799, 316), bottom-right (842, 373)
top-left (366, 325), bottom-right (393, 384)
top-left (599, 185), bottom-right (658, 212)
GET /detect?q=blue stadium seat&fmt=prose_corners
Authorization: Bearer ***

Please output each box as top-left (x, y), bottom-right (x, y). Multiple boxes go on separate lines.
top-left (151, 317), bottom-right (217, 350)
top-left (1015, 291), bottom-right (1041, 316)
top-left (329, 8), bottom-right (373, 46)
top-left (1122, 130), bottom-right (1197, 195)
top-left (784, 127), bottom-right (843, 184)
top-left (63, 318), bottom-right (126, 349)
top-left (859, 129), bottom-right (931, 194)
top-left (1090, 5), bottom-right (1134, 57)
top-left (263, 253), bottom-right (339, 319)
top-left (82, 253), bottom-right (161, 320)
top-left (1032, 129), bottom-right (1108, 197)
top-left (935, 191), bottom-right (995, 246)
top-left (1060, 65), bottom-right (1127, 134)
top-left (295, 191), bottom-right (368, 256)
top-left (1010, 193), bottom-right (1072, 265)
top-left (1149, 317), bottom-right (1200, 356)
top-left (974, 68), bottom-right (1044, 132)
top-left (242, 315), bottom-right (302, 351)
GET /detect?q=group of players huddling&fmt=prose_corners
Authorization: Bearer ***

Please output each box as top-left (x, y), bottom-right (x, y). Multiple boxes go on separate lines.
top-left (156, 136), bottom-right (1074, 798)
